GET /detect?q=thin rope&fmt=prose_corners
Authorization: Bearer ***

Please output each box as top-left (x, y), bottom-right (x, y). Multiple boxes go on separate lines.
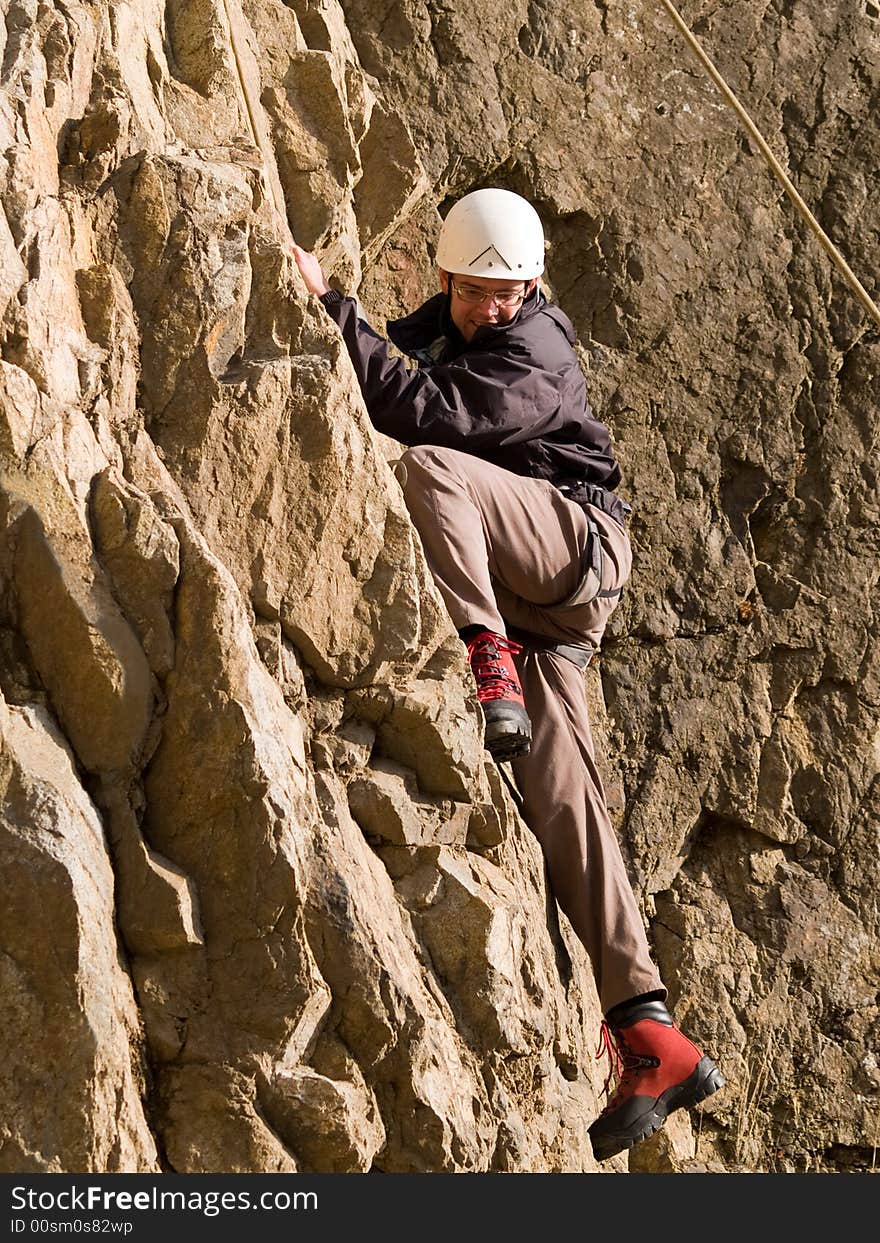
top-left (218, 0), bottom-right (292, 235)
top-left (656, 0), bottom-right (880, 330)
top-left (496, 760), bottom-right (526, 818)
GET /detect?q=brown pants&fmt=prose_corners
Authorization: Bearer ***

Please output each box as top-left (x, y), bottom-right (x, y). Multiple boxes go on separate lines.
top-left (397, 445), bottom-right (664, 1014)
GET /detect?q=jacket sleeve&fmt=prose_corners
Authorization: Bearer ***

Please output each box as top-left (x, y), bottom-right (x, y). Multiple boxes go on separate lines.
top-left (318, 291), bottom-right (576, 451)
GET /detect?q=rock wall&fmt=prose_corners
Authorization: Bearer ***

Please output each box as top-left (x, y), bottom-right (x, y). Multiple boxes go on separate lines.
top-left (0, 0), bottom-right (877, 1173)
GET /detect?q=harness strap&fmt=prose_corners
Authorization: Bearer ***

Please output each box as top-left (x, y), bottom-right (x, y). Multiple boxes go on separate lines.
top-left (554, 513), bottom-right (623, 608)
top-left (507, 627), bottom-right (596, 670)
top-left (553, 642), bottom-right (596, 669)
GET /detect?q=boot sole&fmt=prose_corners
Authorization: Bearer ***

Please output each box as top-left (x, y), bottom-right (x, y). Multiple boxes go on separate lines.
top-left (590, 1056), bottom-right (725, 1162)
top-left (482, 707), bottom-right (531, 762)
top-left (484, 719), bottom-right (531, 761)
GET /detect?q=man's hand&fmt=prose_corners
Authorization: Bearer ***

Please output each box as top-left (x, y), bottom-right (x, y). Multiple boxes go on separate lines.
top-left (291, 243), bottom-right (332, 296)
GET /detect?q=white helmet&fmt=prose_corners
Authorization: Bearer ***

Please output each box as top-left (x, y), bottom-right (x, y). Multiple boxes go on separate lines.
top-left (436, 188), bottom-right (545, 279)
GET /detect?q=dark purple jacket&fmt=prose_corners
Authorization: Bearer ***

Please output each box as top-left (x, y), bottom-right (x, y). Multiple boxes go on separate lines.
top-left (318, 286), bottom-right (628, 521)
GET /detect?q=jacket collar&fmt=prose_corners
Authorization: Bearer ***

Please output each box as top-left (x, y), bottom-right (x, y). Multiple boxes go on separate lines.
top-left (388, 286), bottom-right (547, 361)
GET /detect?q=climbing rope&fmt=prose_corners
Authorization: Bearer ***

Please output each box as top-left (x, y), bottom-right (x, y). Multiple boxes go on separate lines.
top-left (496, 760), bottom-right (526, 818)
top-left (656, 0), bottom-right (880, 330)
top-left (218, 0), bottom-right (293, 239)
top-left (217, 0), bottom-right (878, 328)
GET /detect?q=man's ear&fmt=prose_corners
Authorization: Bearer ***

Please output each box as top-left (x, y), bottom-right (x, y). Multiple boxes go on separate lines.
top-left (527, 277), bottom-right (539, 295)
top-left (438, 269), bottom-right (450, 294)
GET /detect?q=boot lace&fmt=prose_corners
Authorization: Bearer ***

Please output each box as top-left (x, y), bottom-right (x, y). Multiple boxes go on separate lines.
top-left (594, 1020), bottom-right (661, 1113)
top-left (466, 633), bottom-right (523, 702)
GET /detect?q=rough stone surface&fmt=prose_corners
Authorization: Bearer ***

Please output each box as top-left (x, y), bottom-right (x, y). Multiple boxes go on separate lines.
top-left (0, 0), bottom-right (877, 1174)
top-left (0, 696), bottom-right (158, 1171)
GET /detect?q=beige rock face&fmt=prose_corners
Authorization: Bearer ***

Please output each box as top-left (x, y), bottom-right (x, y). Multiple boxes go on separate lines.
top-left (0, 0), bottom-right (877, 1174)
top-left (0, 696), bottom-right (158, 1171)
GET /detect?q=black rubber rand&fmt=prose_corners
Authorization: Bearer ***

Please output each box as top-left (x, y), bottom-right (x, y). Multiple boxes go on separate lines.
top-left (481, 701), bottom-right (532, 761)
top-left (589, 1056), bottom-right (725, 1161)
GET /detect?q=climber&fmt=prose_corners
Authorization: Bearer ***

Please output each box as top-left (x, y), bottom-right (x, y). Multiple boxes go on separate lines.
top-left (291, 187), bottom-right (724, 1162)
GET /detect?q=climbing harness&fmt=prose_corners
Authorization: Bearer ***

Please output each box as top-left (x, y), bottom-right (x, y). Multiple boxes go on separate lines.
top-left (554, 504), bottom-right (623, 608)
top-left (657, 0), bottom-right (880, 330)
top-left (506, 628), bottom-right (596, 671)
top-left (555, 484), bottom-right (628, 607)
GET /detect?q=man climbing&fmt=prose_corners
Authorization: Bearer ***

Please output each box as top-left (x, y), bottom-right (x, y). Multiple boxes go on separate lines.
top-left (292, 187), bottom-right (723, 1162)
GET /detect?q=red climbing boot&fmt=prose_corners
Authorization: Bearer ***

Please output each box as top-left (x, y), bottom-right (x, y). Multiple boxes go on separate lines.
top-left (465, 630), bottom-right (531, 761)
top-left (588, 999), bottom-right (724, 1161)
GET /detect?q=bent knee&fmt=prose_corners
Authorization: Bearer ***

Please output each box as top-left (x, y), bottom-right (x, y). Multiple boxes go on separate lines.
top-left (393, 444), bottom-right (461, 492)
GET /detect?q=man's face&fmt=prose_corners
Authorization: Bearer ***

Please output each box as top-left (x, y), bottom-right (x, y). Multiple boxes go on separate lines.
top-left (439, 270), bottom-right (538, 341)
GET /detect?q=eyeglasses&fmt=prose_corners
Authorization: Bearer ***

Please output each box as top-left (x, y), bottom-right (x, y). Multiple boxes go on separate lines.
top-left (450, 280), bottom-right (527, 306)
